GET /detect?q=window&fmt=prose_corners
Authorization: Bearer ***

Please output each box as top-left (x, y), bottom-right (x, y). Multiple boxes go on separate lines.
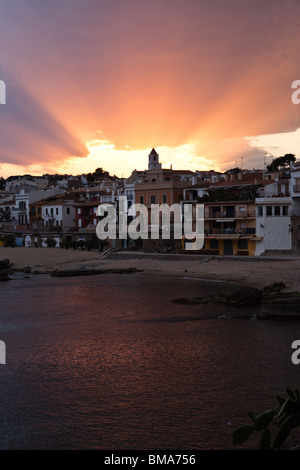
top-left (238, 239), bottom-right (248, 250)
top-left (239, 206), bottom-right (246, 212)
top-left (212, 207), bottom-right (221, 217)
top-left (51, 208), bottom-right (53, 215)
top-left (209, 239), bottom-right (219, 249)
top-left (56, 208), bottom-right (59, 215)
top-left (257, 206), bottom-right (263, 217)
top-left (46, 208), bottom-right (48, 215)
top-left (162, 194), bottom-right (167, 204)
top-left (78, 208), bottom-right (81, 215)
top-left (282, 206), bottom-right (289, 216)
top-left (38, 207), bottom-right (41, 214)
top-left (151, 179), bottom-right (156, 182)
top-left (150, 195), bottom-right (156, 204)
top-left (139, 196), bottom-right (144, 204)
top-left (274, 206), bottom-right (280, 216)
top-left (266, 206), bottom-right (272, 216)
top-left (67, 208), bottom-right (70, 215)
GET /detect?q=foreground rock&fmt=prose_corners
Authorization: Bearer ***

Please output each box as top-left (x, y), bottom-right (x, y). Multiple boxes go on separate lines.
top-left (0, 259), bottom-right (10, 281)
top-left (172, 282), bottom-right (300, 321)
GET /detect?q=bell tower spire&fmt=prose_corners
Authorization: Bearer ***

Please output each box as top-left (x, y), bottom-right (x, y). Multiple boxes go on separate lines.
top-left (148, 148), bottom-right (161, 170)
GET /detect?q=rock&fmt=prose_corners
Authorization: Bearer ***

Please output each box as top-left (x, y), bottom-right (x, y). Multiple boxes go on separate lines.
top-left (0, 258), bottom-right (10, 267)
top-left (262, 282), bottom-right (286, 295)
top-left (172, 297), bottom-right (208, 305)
top-left (225, 286), bottom-right (263, 307)
top-left (22, 266), bottom-right (32, 274)
top-left (258, 293), bottom-right (300, 320)
top-left (50, 267), bottom-right (142, 277)
top-left (0, 258), bottom-right (10, 281)
top-left (257, 303), bottom-right (300, 320)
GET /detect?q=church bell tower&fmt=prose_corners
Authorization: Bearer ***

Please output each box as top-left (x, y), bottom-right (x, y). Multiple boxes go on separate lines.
top-left (148, 148), bottom-right (162, 170)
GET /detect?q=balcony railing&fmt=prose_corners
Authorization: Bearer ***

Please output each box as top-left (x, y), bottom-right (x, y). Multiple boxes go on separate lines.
top-left (208, 211), bottom-right (255, 219)
top-left (204, 228), bottom-right (256, 235)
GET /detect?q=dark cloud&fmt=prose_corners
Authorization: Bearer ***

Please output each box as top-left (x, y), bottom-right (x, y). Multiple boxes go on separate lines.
top-left (0, 77), bottom-right (86, 165)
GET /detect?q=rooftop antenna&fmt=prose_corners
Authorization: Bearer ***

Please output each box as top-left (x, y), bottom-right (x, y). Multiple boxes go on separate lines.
top-left (241, 156), bottom-right (244, 170)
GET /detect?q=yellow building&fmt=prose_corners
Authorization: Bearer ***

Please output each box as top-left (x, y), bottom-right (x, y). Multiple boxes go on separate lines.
top-left (183, 182), bottom-right (263, 256)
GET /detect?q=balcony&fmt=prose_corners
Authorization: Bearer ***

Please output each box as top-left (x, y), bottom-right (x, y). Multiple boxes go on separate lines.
top-left (207, 211), bottom-right (255, 220)
top-left (204, 228), bottom-right (256, 236)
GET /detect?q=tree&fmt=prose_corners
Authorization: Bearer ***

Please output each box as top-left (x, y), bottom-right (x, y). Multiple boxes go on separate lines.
top-left (266, 154), bottom-right (296, 172)
top-left (86, 167), bottom-right (110, 183)
top-left (225, 167), bottom-right (241, 175)
top-left (0, 177), bottom-right (5, 190)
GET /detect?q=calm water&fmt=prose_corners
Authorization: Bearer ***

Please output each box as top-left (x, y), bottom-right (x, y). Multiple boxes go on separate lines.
top-left (0, 272), bottom-right (299, 450)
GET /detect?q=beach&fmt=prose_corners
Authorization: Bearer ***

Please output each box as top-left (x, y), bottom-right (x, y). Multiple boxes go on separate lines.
top-left (1, 247), bottom-right (299, 292)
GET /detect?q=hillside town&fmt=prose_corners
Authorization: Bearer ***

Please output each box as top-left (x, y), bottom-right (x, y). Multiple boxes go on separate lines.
top-left (0, 148), bottom-right (300, 257)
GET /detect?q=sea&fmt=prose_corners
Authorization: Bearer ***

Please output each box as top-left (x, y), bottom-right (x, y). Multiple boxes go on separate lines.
top-left (0, 272), bottom-right (299, 450)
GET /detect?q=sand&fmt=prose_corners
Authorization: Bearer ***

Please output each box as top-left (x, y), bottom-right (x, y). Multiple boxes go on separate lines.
top-left (0, 246), bottom-right (299, 292)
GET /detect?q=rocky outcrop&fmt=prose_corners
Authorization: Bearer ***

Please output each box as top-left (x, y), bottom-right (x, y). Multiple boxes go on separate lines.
top-left (50, 267), bottom-right (142, 277)
top-left (225, 286), bottom-right (263, 307)
top-left (257, 291), bottom-right (300, 320)
top-left (0, 259), bottom-right (10, 281)
top-left (172, 282), bottom-right (300, 321)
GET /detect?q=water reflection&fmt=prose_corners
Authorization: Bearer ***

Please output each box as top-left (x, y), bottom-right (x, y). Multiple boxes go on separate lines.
top-left (0, 273), bottom-right (299, 449)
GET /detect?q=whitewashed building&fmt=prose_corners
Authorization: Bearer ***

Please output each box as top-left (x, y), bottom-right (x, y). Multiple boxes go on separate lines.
top-left (255, 196), bottom-right (292, 255)
top-left (42, 198), bottom-right (76, 231)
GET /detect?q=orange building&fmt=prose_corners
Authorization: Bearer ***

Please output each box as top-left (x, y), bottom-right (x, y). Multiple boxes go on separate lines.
top-left (134, 148), bottom-right (195, 208)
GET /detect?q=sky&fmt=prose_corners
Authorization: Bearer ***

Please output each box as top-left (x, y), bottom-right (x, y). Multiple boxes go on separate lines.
top-left (0, 0), bottom-right (300, 178)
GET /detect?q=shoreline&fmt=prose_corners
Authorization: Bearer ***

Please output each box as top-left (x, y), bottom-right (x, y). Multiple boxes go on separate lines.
top-left (1, 247), bottom-right (300, 321)
top-left (0, 246), bottom-right (299, 291)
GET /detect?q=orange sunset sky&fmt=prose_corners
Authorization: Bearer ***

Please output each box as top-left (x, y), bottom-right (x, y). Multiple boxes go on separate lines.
top-left (0, 0), bottom-right (300, 178)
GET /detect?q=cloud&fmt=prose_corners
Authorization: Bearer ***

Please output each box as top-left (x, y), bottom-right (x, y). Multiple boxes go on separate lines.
top-left (0, 78), bottom-right (86, 167)
top-left (0, 0), bottom-right (300, 175)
